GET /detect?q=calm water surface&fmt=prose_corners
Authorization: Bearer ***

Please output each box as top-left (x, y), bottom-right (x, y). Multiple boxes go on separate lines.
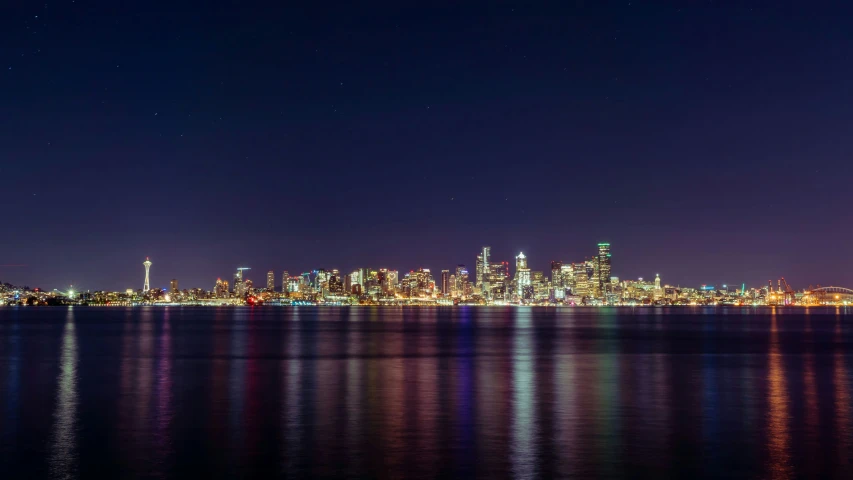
top-left (1, 306), bottom-right (853, 479)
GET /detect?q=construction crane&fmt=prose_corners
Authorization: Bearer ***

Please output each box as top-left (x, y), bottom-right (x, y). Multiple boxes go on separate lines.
top-left (236, 267), bottom-right (251, 281)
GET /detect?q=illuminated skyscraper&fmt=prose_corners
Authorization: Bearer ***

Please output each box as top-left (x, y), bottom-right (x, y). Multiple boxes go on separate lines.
top-left (234, 267), bottom-right (250, 297)
top-left (585, 259), bottom-right (597, 297)
top-left (476, 246), bottom-right (490, 292)
top-left (267, 270), bottom-right (275, 291)
top-left (531, 271), bottom-right (546, 299)
top-left (488, 261), bottom-right (509, 300)
top-left (516, 252), bottom-right (528, 270)
top-left (572, 262), bottom-right (589, 297)
top-left (143, 257), bottom-right (152, 292)
top-left (441, 269), bottom-right (450, 295)
top-left (515, 252), bottom-right (531, 298)
top-left (328, 274), bottom-right (343, 294)
top-left (214, 278), bottom-right (229, 297)
top-left (385, 270), bottom-right (398, 295)
top-left (281, 271), bottom-right (289, 293)
top-left (288, 276), bottom-right (301, 293)
top-left (560, 264), bottom-right (574, 291)
top-left (170, 278), bottom-right (178, 293)
top-left (551, 261), bottom-right (563, 288)
top-left (455, 265), bottom-right (468, 297)
top-left (403, 268), bottom-right (432, 298)
top-left (597, 243), bottom-right (612, 296)
top-left (349, 270), bottom-right (361, 292)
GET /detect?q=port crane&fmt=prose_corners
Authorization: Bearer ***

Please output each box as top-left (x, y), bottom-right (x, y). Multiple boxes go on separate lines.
top-left (767, 278), bottom-right (795, 305)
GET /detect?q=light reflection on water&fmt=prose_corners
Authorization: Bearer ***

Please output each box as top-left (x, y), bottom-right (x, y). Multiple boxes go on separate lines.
top-left (49, 309), bottom-right (78, 480)
top-left (767, 311), bottom-right (792, 480)
top-left (0, 306), bottom-right (852, 479)
top-left (511, 308), bottom-right (537, 480)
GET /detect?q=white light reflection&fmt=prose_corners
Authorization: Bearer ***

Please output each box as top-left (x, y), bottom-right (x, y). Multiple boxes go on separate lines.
top-left (511, 307), bottom-right (537, 479)
top-left (49, 309), bottom-right (79, 479)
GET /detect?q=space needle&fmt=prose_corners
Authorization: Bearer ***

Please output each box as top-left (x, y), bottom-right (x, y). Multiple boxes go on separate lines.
top-left (143, 257), bottom-right (152, 292)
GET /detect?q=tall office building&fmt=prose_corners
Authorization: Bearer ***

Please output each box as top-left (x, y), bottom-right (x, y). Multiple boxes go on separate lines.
top-left (441, 269), bottom-right (450, 295)
top-left (170, 278), bottom-right (179, 293)
top-left (234, 279), bottom-right (248, 297)
top-left (573, 263), bottom-right (589, 297)
top-left (560, 264), bottom-right (574, 291)
top-left (328, 275), bottom-right (343, 294)
top-left (288, 276), bottom-right (301, 293)
top-left (551, 261), bottom-right (563, 288)
top-left (516, 251), bottom-right (528, 270)
top-left (214, 278), bottom-right (229, 298)
top-left (385, 270), bottom-right (398, 295)
top-left (584, 258), bottom-right (597, 297)
top-left (281, 271), bottom-right (289, 293)
top-left (403, 268), bottom-right (432, 298)
top-left (315, 269), bottom-right (331, 293)
top-left (233, 268), bottom-right (243, 295)
top-left (597, 243), bottom-right (612, 296)
top-left (654, 273), bottom-right (662, 300)
top-left (531, 271), bottom-right (546, 299)
top-left (489, 261), bottom-right (509, 300)
top-left (515, 252), bottom-right (531, 298)
top-left (267, 270), bottom-right (275, 291)
top-left (358, 268), bottom-right (370, 289)
top-left (455, 265), bottom-right (468, 297)
top-left (476, 246), bottom-right (491, 292)
top-left (349, 270), bottom-right (361, 292)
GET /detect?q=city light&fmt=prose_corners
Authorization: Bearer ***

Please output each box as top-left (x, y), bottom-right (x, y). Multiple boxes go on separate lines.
top-left (2, 243), bottom-right (851, 307)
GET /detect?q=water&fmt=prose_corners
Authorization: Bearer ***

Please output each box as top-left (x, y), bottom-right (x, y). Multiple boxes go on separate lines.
top-left (1, 306), bottom-right (852, 479)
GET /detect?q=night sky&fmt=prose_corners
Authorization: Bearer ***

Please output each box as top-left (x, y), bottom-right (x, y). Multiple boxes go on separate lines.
top-left (3, 1), bottom-right (852, 292)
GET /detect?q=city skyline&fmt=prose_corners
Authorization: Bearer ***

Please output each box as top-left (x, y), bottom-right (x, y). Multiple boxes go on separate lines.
top-left (3, 3), bottom-right (853, 479)
top-left (1, 240), bottom-right (844, 301)
top-left (4, 2), bottom-right (853, 292)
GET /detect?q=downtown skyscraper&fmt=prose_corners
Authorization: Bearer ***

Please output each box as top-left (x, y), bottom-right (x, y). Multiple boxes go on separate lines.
top-left (475, 246), bottom-right (490, 294)
top-left (515, 252), bottom-right (531, 298)
top-left (597, 243), bottom-right (612, 296)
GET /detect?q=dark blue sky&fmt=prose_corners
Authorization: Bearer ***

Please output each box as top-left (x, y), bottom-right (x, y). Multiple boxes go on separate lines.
top-left (2, 1), bottom-right (852, 291)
